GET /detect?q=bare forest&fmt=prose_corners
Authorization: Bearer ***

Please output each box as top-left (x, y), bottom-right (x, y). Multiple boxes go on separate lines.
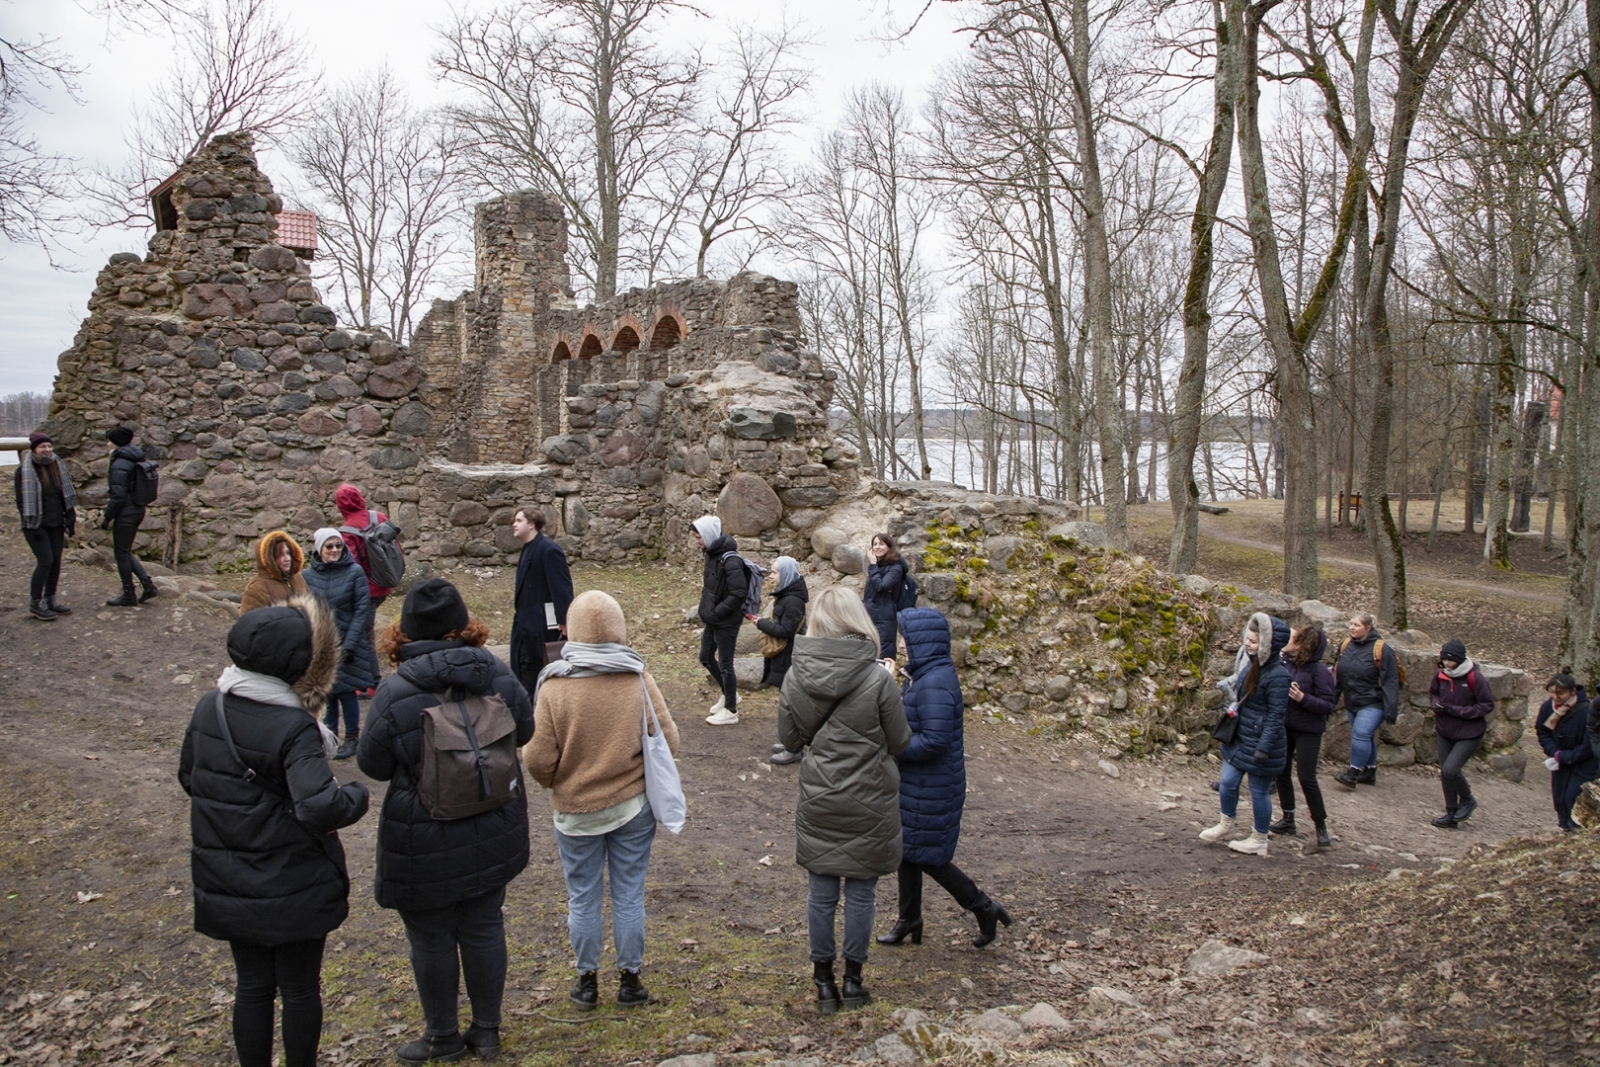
top-left (4, 0), bottom-right (1599, 680)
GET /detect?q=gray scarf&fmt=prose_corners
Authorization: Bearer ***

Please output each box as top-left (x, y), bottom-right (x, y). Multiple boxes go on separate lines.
top-left (537, 641), bottom-right (647, 685)
top-left (1443, 657), bottom-right (1475, 680)
top-left (18, 453), bottom-right (77, 529)
top-left (217, 665), bottom-right (339, 760)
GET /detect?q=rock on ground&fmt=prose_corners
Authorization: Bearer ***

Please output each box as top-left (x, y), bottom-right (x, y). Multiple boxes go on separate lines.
top-left (1185, 939), bottom-right (1268, 976)
top-left (1020, 1002), bottom-right (1070, 1030)
top-left (1087, 985), bottom-right (1143, 1013)
top-left (968, 1007), bottom-right (1024, 1040)
top-left (658, 1056), bottom-right (717, 1067)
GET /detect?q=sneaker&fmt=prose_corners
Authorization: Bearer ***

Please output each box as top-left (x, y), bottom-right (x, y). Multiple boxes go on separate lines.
top-left (706, 707), bottom-right (740, 726)
top-left (708, 695), bottom-right (726, 715)
top-left (770, 747), bottom-right (802, 765)
top-left (396, 1031), bottom-right (468, 1065)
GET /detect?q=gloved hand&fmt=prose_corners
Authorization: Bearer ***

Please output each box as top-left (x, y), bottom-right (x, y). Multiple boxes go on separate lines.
top-left (1544, 756), bottom-right (1560, 772)
top-left (341, 648), bottom-right (356, 665)
top-left (1253, 749), bottom-right (1270, 766)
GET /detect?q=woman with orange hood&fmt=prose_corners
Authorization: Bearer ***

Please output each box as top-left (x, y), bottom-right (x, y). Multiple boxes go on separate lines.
top-left (241, 531), bottom-right (309, 614)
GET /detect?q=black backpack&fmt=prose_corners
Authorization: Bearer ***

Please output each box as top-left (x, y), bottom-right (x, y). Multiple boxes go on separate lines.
top-left (131, 459), bottom-right (160, 507)
top-left (897, 570), bottom-right (920, 612)
top-left (340, 510), bottom-right (406, 589)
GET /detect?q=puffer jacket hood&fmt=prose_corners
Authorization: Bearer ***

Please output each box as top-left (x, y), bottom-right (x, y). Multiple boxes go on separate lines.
top-left (1282, 627), bottom-right (1336, 734)
top-left (224, 595), bottom-right (340, 710)
top-left (566, 590), bottom-right (627, 644)
top-left (899, 608), bottom-right (953, 677)
top-left (1239, 611), bottom-right (1291, 666)
top-left (704, 531), bottom-right (738, 557)
top-left (396, 640), bottom-right (501, 695)
top-left (254, 530), bottom-right (304, 579)
top-left (334, 483), bottom-right (367, 518)
top-left (787, 634), bottom-right (884, 702)
top-left (112, 443), bottom-right (147, 464)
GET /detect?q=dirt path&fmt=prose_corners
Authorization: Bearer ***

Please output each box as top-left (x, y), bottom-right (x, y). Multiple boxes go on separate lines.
top-left (0, 538), bottom-right (1582, 1066)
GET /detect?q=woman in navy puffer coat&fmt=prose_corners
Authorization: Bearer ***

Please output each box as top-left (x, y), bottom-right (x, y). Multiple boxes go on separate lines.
top-left (1201, 612), bottom-right (1290, 857)
top-left (876, 608), bottom-right (1011, 949)
top-left (303, 529), bottom-right (378, 760)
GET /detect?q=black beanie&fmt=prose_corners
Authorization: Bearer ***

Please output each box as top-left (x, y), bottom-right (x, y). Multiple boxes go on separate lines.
top-left (107, 426), bottom-right (134, 447)
top-left (401, 578), bottom-right (470, 642)
top-left (1440, 639), bottom-right (1467, 663)
top-left (226, 606), bottom-right (313, 685)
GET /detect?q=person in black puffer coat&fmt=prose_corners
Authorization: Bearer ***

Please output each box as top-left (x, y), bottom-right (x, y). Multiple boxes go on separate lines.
top-left (178, 597), bottom-right (370, 1067)
top-left (1535, 669), bottom-right (1596, 831)
top-left (1201, 611), bottom-right (1290, 857)
top-left (303, 529), bottom-right (379, 761)
top-left (862, 534), bottom-right (908, 658)
top-left (1272, 625), bottom-right (1336, 849)
top-left (877, 608), bottom-right (1011, 950)
top-left (693, 515), bottom-right (747, 725)
top-left (357, 579), bottom-right (533, 1064)
top-left (1428, 638), bottom-right (1495, 829)
top-left (102, 426), bottom-right (160, 607)
top-left (758, 557), bottom-right (810, 766)
top-left (1333, 613), bottom-right (1401, 788)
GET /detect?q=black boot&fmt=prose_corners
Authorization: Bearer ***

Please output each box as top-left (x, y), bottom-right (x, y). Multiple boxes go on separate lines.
top-left (1315, 824), bottom-right (1332, 850)
top-left (1334, 767), bottom-right (1361, 789)
top-left (1356, 766), bottom-right (1377, 786)
top-left (1269, 811), bottom-right (1297, 836)
top-left (617, 969), bottom-right (649, 1008)
top-left (813, 960), bottom-right (841, 1014)
top-left (876, 917), bottom-right (923, 946)
top-left (139, 583), bottom-right (160, 603)
top-left (568, 971), bottom-right (598, 1011)
top-left (972, 896), bottom-right (1013, 948)
top-left (45, 595), bottom-right (71, 615)
top-left (1453, 796), bottom-right (1477, 823)
top-left (462, 1023), bottom-right (500, 1059)
top-left (29, 599), bottom-right (57, 621)
top-left (396, 1031), bottom-right (467, 1065)
top-left (840, 959), bottom-right (871, 1010)
top-left (1431, 811), bottom-right (1458, 829)
top-left (334, 729), bottom-right (359, 761)
top-left (105, 588), bottom-right (138, 607)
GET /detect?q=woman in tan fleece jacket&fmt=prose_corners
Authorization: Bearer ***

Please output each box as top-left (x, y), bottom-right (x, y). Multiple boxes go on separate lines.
top-left (522, 590), bottom-right (678, 1012)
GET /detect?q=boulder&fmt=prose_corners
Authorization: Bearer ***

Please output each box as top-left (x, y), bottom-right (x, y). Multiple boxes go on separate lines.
top-left (1086, 986), bottom-right (1142, 1014)
top-left (1046, 521), bottom-right (1109, 549)
top-left (724, 407), bottom-right (797, 440)
top-left (983, 535), bottom-right (1025, 573)
top-left (717, 472), bottom-right (783, 535)
top-left (1298, 600), bottom-right (1345, 628)
top-left (1182, 574), bottom-right (1214, 596)
top-left (1486, 749), bottom-right (1526, 783)
top-left (1019, 1003), bottom-right (1070, 1030)
top-left (366, 361), bottom-right (422, 399)
top-left (345, 404), bottom-right (383, 436)
top-left (832, 544), bottom-right (866, 575)
top-left (1044, 675), bottom-right (1073, 702)
top-left (967, 1008), bottom-right (1023, 1040)
top-left (542, 434), bottom-right (590, 466)
top-left (1185, 940), bottom-right (1267, 976)
top-left (734, 655), bottom-right (764, 691)
top-left (450, 501), bottom-right (491, 527)
top-left (811, 526), bottom-right (848, 561)
top-left (391, 401), bottom-right (433, 436)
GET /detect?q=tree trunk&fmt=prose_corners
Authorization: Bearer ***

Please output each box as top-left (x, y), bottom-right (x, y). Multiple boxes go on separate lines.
top-left (1482, 338), bottom-right (1517, 566)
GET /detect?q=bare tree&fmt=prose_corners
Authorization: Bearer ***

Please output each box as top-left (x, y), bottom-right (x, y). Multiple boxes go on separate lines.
top-left (290, 69), bottom-right (468, 343)
top-left (436, 0), bottom-right (703, 301)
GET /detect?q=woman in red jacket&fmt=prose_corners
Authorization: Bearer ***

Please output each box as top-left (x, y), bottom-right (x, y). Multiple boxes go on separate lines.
top-left (1428, 639), bottom-right (1495, 828)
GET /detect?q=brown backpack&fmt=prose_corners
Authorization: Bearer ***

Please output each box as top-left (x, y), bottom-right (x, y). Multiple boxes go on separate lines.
top-left (418, 690), bottom-right (522, 820)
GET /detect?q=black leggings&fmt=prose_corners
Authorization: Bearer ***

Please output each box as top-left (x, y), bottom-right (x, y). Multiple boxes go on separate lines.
top-left (1274, 729), bottom-right (1328, 826)
top-left (111, 515), bottom-right (151, 593)
top-left (22, 525), bottom-right (65, 600)
top-left (1437, 736), bottom-right (1481, 812)
top-left (700, 625), bottom-right (739, 711)
top-left (896, 859), bottom-right (983, 920)
top-left (229, 938), bottom-right (326, 1067)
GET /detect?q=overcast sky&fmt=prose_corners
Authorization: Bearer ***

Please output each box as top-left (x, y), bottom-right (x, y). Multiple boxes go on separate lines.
top-left (0, 0), bottom-right (974, 396)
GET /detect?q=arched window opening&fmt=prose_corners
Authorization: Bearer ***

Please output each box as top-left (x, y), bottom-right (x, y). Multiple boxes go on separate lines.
top-left (578, 335), bottom-right (603, 360)
top-left (649, 316), bottom-right (681, 350)
top-left (551, 341), bottom-right (572, 363)
top-left (611, 326), bottom-right (641, 354)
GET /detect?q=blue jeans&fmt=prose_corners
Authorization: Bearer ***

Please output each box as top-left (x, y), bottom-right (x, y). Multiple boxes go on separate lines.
top-left (807, 872), bottom-right (878, 964)
top-left (1347, 705), bottom-right (1385, 768)
top-left (553, 802), bottom-right (656, 973)
top-left (1219, 761), bottom-right (1274, 834)
top-left (323, 691), bottom-right (360, 736)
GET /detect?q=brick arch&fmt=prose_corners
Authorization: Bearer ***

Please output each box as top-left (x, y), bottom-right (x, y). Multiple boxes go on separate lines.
top-left (551, 340), bottom-right (572, 362)
top-left (609, 314), bottom-right (644, 353)
top-left (577, 334), bottom-right (603, 360)
top-left (647, 311), bottom-right (685, 349)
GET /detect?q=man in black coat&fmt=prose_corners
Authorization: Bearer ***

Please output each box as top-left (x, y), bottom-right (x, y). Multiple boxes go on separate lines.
top-left (102, 426), bottom-right (160, 607)
top-left (693, 515), bottom-right (747, 725)
top-left (510, 507), bottom-right (574, 697)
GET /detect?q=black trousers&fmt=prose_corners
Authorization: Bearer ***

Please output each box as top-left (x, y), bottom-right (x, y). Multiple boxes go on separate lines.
top-left (1274, 728), bottom-right (1328, 826)
top-left (700, 624), bottom-right (739, 710)
top-left (229, 937), bottom-right (326, 1067)
top-left (1437, 736), bottom-right (1481, 812)
top-left (111, 514), bottom-right (151, 593)
top-left (399, 887), bottom-right (507, 1037)
top-left (513, 638), bottom-right (546, 700)
top-left (1551, 768), bottom-right (1593, 830)
top-left (896, 858), bottom-right (983, 920)
top-left (22, 525), bottom-right (64, 600)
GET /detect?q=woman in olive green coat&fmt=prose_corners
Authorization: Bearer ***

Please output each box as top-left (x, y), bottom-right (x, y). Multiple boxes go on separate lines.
top-left (778, 586), bottom-right (911, 1016)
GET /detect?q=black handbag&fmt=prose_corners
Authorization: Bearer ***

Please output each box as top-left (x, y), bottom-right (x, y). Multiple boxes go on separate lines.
top-left (1211, 709), bottom-right (1239, 745)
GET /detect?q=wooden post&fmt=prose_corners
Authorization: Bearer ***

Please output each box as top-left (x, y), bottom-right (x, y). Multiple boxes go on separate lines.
top-left (164, 504), bottom-right (183, 569)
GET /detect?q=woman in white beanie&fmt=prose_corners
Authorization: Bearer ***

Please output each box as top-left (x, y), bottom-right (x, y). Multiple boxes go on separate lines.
top-left (302, 528), bottom-right (377, 759)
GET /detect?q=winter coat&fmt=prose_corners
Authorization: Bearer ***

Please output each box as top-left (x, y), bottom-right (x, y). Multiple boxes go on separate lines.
top-left (1429, 664), bottom-right (1495, 742)
top-left (511, 532), bottom-right (574, 674)
top-left (1281, 630), bottom-right (1337, 734)
top-left (778, 634), bottom-right (912, 879)
top-left (335, 484), bottom-right (394, 601)
top-left (863, 559), bottom-right (907, 655)
top-left (697, 533), bottom-right (748, 629)
top-left (303, 552), bottom-right (378, 692)
top-left (105, 444), bottom-right (149, 526)
top-left (1536, 691), bottom-right (1598, 782)
top-left (356, 640), bottom-right (535, 912)
top-left (894, 608), bottom-right (966, 867)
top-left (1334, 628), bottom-right (1401, 723)
top-left (177, 599), bottom-right (369, 945)
top-left (756, 578), bottom-right (809, 687)
top-left (1222, 613), bottom-right (1291, 777)
top-left (241, 532), bottom-right (310, 614)
top-left (14, 457), bottom-right (75, 532)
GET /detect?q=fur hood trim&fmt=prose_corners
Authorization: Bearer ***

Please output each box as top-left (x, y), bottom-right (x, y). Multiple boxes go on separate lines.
top-left (287, 593), bottom-right (341, 710)
top-left (1242, 611), bottom-right (1275, 666)
top-left (254, 530), bottom-right (305, 580)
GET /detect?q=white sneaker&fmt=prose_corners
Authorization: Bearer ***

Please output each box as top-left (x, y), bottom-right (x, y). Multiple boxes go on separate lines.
top-left (1199, 815), bottom-right (1237, 843)
top-left (708, 695), bottom-right (726, 715)
top-left (706, 708), bottom-right (740, 725)
top-left (1228, 830), bottom-right (1270, 856)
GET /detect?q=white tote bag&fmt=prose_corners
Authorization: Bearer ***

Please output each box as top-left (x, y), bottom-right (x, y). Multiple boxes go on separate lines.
top-left (640, 679), bottom-right (686, 834)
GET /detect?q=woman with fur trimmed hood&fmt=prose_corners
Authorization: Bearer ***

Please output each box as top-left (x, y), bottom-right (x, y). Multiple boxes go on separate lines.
top-left (241, 530), bottom-right (310, 614)
top-left (1201, 612), bottom-right (1291, 857)
top-left (178, 596), bottom-right (370, 1067)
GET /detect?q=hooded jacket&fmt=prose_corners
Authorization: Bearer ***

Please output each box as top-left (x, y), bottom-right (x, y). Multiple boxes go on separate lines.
top-left (756, 574), bottom-right (809, 686)
top-left (335, 484), bottom-right (394, 600)
top-left (1429, 660), bottom-right (1495, 742)
top-left (695, 520), bottom-right (748, 629)
top-left (894, 608), bottom-right (966, 867)
top-left (778, 634), bottom-right (912, 879)
top-left (1223, 612), bottom-right (1291, 776)
top-left (1282, 629), bottom-right (1337, 734)
top-left (105, 444), bottom-right (149, 525)
top-left (356, 638), bottom-right (534, 911)
top-left (522, 592), bottom-right (679, 815)
top-left (1536, 690), bottom-right (1598, 781)
top-left (178, 597), bottom-right (369, 945)
top-left (863, 558), bottom-right (908, 654)
top-left (302, 548), bottom-right (378, 692)
top-left (1335, 627), bottom-right (1401, 723)
top-left (241, 531), bottom-right (310, 614)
